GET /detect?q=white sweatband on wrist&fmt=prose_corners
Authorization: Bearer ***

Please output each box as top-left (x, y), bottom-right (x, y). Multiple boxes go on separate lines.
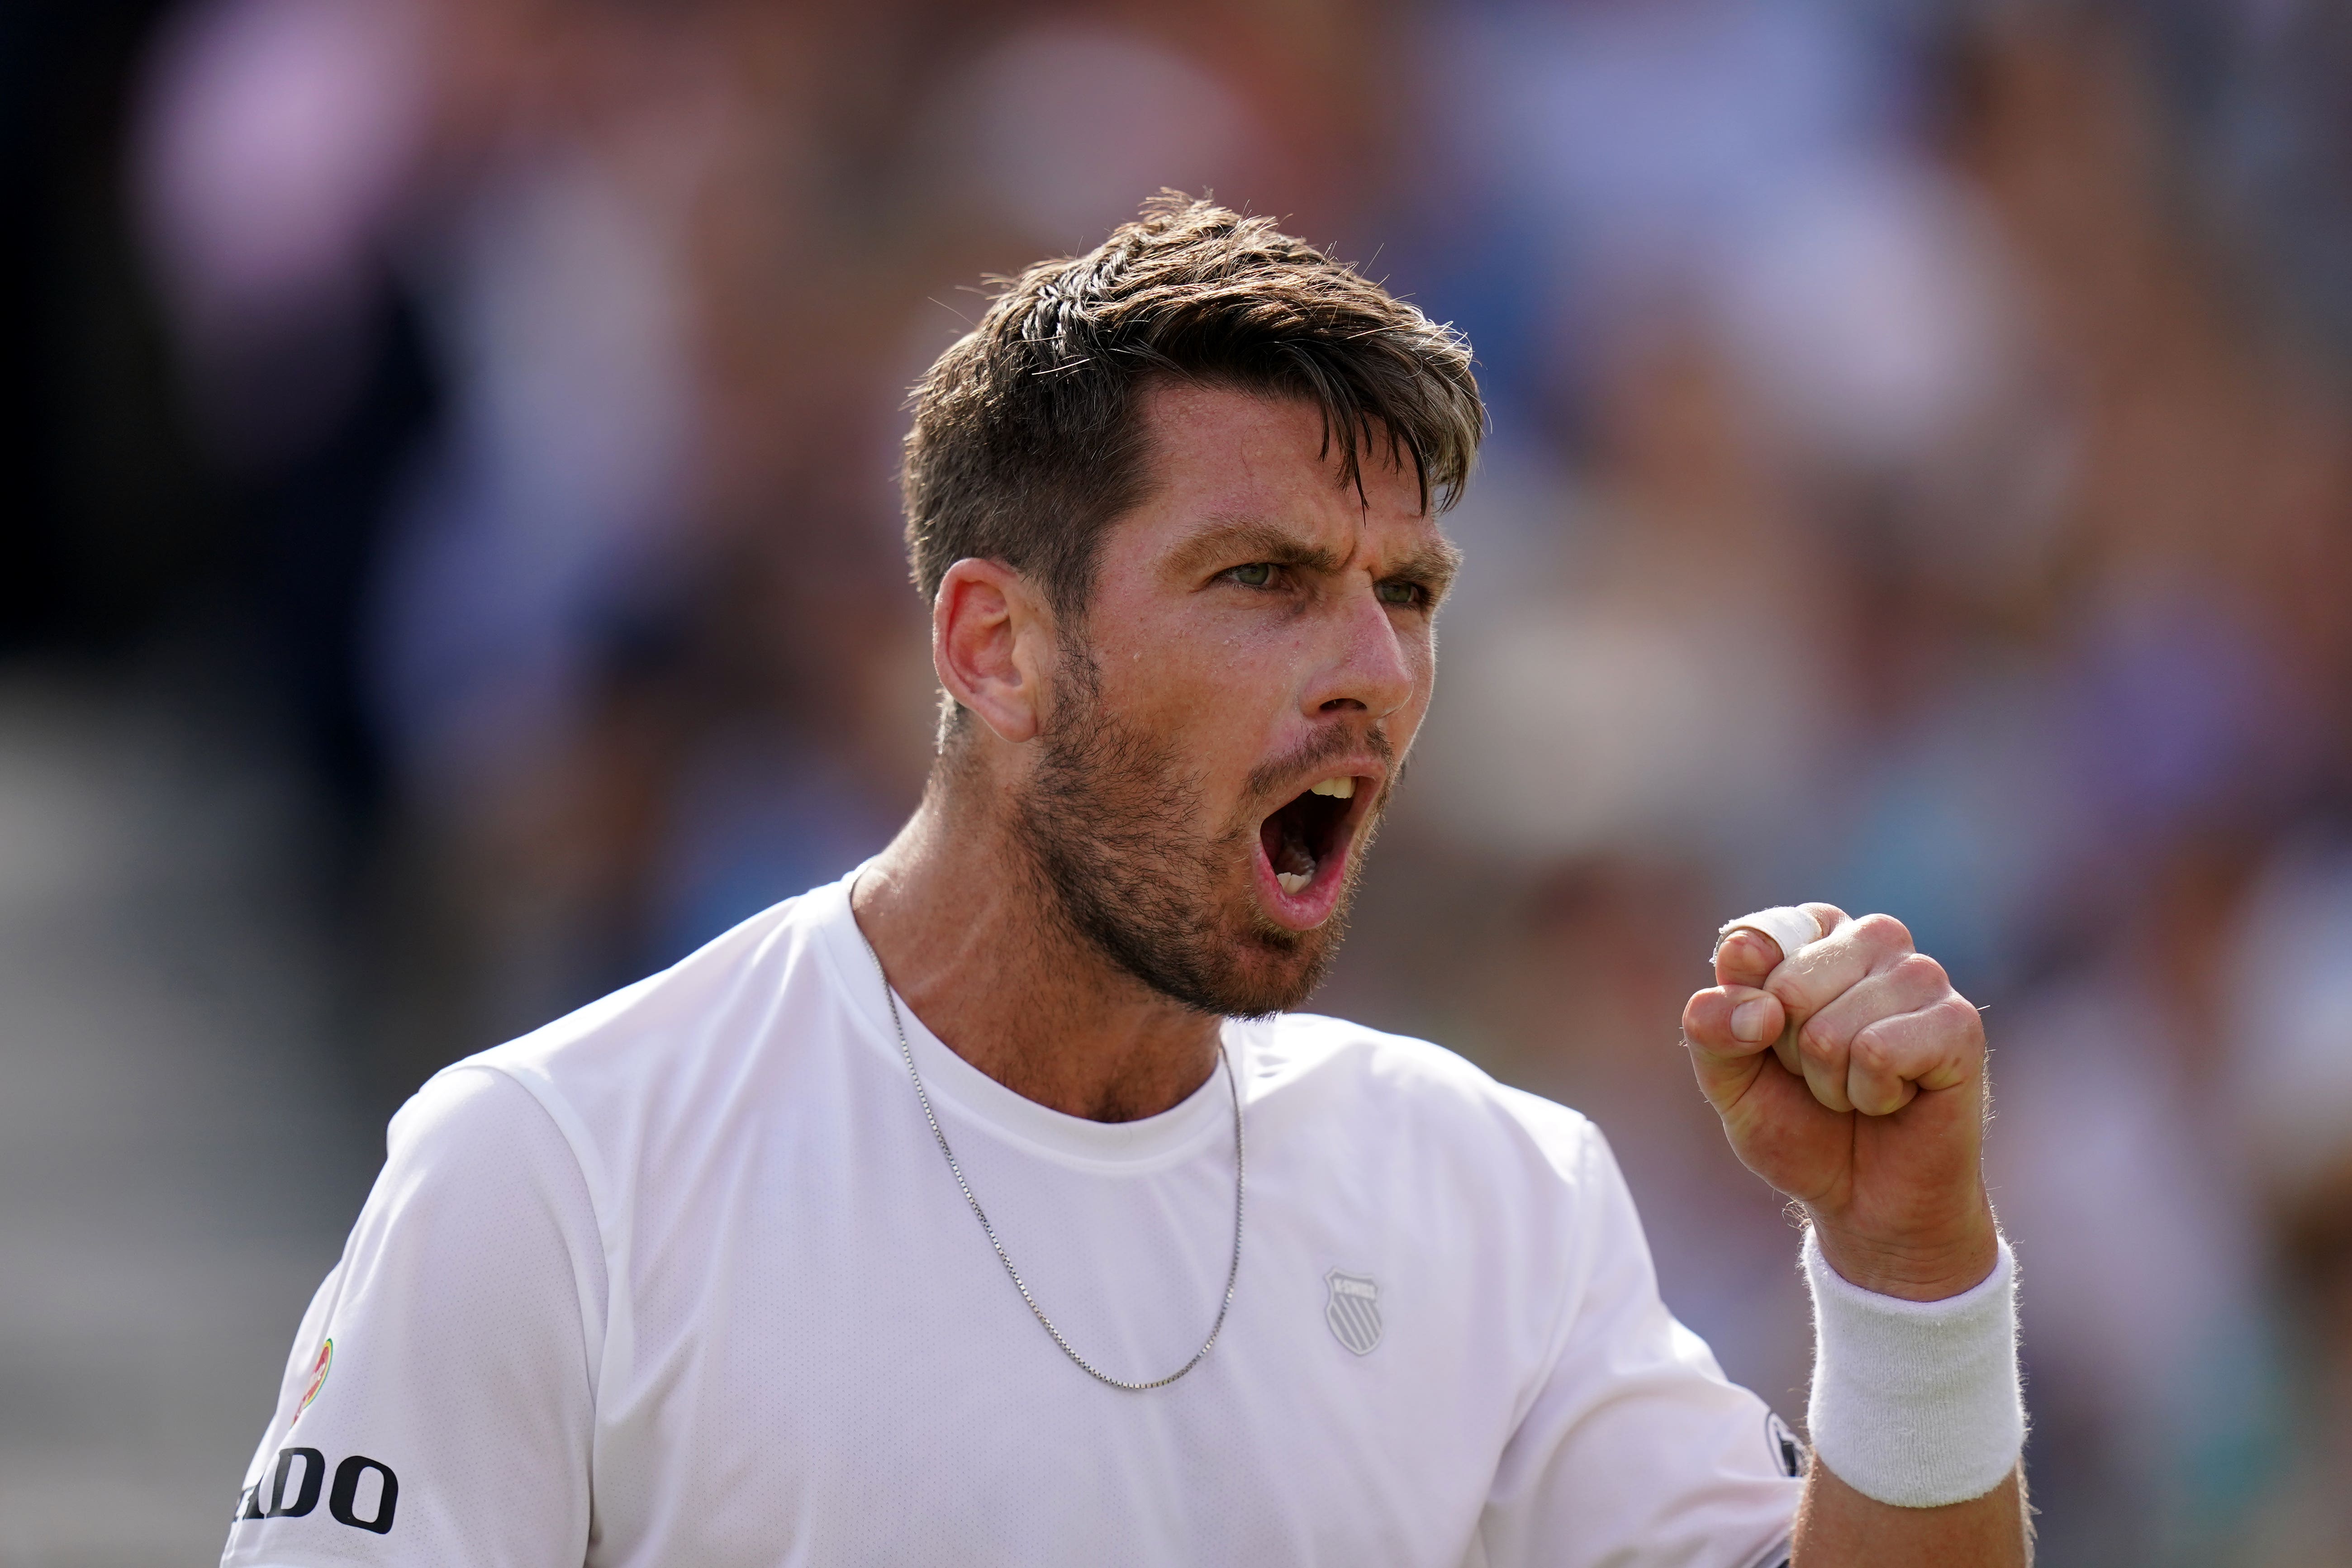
top-left (1802, 1229), bottom-right (2024, 1507)
top-left (1719, 906), bottom-right (1821, 967)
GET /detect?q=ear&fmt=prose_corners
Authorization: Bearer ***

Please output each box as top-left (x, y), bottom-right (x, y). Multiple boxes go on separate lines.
top-left (933, 557), bottom-right (1057, 745)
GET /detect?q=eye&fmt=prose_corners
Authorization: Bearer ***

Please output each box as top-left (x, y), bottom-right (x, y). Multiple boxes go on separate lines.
top-left (1226, 562), bottom-right (1277, 589)
top-left (1376, 579), bottom-right (1425, 607)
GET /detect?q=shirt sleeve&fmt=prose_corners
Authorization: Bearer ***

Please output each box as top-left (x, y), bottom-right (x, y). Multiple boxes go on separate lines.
top-left (220, 1064), bottom-right (604, 1568)
top-left (1477, 1124), bottom-right (1802, 1568)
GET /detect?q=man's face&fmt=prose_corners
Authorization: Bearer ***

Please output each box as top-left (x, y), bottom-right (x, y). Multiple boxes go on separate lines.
top-left (1009, 383), bottom-right (1458, 1016)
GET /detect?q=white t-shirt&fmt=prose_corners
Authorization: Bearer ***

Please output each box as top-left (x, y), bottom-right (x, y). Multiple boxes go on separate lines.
top-left (222, 872), bottom-right (1801, 1567)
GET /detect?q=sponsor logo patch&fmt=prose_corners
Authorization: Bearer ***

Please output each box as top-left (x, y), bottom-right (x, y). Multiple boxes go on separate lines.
top-left (292, 1339), bottom-right (333, 1429)
top-left (1324, 1269), bottom-right (1383, 1355)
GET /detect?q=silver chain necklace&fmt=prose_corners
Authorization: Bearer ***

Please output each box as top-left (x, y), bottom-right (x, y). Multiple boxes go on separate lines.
top-left (856, 928), bottom-right (1245, 1391)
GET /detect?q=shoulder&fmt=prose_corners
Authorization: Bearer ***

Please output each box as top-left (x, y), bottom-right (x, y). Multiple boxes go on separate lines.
top-left (373, 1058), bottom-right (603, 1239)
top-left (1243, 1011), bottom-right (1608, 1191)
top-left (460, 881), bottom-right (847, 1119)
top-left (386, 1059), bottom-right (551, 1166)
top-left (398, 879), bottom-right (862, 1209)
top-left (480, 885), bottom-right (830, 1079)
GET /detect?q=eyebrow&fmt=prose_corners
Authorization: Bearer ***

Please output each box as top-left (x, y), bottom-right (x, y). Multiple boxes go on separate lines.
top-left (1392, 537), bottom-right (1464, 600)
top-left (1167, 518), bottom-right (1345, 580)
top-left (1167, 518), bottom-right (1464, 601)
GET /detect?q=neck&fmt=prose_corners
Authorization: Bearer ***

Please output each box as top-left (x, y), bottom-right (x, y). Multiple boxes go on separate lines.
top-left (850, 778), bottom-right (1224, 1122)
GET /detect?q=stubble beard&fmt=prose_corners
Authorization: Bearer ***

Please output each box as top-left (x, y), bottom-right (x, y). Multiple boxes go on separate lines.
top-left (1007, 643), bottom-right (1379, 1019)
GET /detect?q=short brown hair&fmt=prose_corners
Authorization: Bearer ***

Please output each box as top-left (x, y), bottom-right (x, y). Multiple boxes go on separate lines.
top-left (901, 195), bottom-right (1485, 619)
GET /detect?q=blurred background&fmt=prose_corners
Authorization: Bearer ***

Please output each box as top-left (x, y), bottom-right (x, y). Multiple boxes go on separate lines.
top-left (7, 0), bottom-right (2352, 1560)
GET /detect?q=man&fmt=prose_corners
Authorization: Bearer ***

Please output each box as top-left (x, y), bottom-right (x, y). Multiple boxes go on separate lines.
top-left (223, 199), bottom-right (2027, 1566)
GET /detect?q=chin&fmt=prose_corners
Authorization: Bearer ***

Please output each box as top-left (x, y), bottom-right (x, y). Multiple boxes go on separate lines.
top-left (1066, 851), bottom-right (1352, 1021)
top-left (1209, 875), bottom-right (1355, 1018)
top-left (1211, 938), bottom-right (1331, 1019)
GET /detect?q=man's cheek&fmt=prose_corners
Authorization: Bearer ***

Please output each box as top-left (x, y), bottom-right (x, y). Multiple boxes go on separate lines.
top-left (1389, 679), bottom-right (1435, 750)
top-left (1153, 669), bottom-right (1273, 738)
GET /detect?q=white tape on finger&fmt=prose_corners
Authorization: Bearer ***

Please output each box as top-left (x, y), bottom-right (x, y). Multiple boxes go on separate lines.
top-left (1719, 906), bottom-right (1823, 967)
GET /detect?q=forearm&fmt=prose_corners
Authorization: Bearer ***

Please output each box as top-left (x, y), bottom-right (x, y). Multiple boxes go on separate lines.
top-left (1793, 1460), bottom-right (2029, 1566)
top-left (1794, 1228), bottom-right (2026, 1561)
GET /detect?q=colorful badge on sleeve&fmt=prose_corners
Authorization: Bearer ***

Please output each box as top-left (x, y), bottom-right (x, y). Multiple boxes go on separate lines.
top-left (292, 1339), bottom-right (333, 1428)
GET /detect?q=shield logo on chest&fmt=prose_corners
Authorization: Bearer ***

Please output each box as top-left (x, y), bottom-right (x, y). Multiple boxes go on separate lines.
top-left (1324, 1269), bottom-right (1382, 1355)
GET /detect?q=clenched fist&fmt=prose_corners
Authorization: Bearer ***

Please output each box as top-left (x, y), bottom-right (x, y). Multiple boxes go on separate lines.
top-left (1682, 904), bottom-right (1997, 1302)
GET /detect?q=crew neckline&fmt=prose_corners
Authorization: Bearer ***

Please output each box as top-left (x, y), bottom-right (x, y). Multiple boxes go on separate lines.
top-left (810, 870), bottom-right (1243, 1174)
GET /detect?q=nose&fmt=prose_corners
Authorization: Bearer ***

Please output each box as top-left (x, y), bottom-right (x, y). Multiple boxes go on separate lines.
top-left (1301, 582), bottom-right (1418, 721)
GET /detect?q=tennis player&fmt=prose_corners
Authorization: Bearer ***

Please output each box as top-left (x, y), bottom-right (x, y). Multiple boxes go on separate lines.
top-left (223, 199), bottom-right (2028, 1566)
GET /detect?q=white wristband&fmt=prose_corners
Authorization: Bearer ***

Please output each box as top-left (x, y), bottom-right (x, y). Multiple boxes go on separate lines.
top-left (1802, 1230), bottom-right (2024, 1508)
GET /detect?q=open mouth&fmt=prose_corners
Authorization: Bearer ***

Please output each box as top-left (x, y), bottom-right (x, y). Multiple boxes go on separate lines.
top-left (1257, 775), bottom-right (1360, 910)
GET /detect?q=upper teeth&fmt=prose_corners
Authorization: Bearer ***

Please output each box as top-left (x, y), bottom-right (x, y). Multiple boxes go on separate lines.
top-left (1310, 777), bottom-right (1355, 798)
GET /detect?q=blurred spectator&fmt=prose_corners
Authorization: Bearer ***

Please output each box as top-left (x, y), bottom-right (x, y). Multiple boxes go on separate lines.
top-left (1416, 323), bottom-right (1843, 903)
top-left (1989, 836), bottom-right (2279, 1565)
top-left (2224, 830), bottom-right (2352, 1565)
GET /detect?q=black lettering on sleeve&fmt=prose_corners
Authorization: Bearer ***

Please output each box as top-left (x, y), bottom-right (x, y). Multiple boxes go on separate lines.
top-left (266, 1448), bottom-right (325, 1518)
top-left (328, 1455), bottom-right (399, 1535)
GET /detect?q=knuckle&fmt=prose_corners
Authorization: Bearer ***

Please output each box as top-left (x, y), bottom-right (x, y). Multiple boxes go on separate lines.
top-left (1797, 1018), bottom-right (1842, 1063)
top-left (1895, 951), bottom-right (1949, 991)
top-left (1853, 911), bottom-right (1913, 952)
top-left (1848, 1027), bottom-right (1893, 1077)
